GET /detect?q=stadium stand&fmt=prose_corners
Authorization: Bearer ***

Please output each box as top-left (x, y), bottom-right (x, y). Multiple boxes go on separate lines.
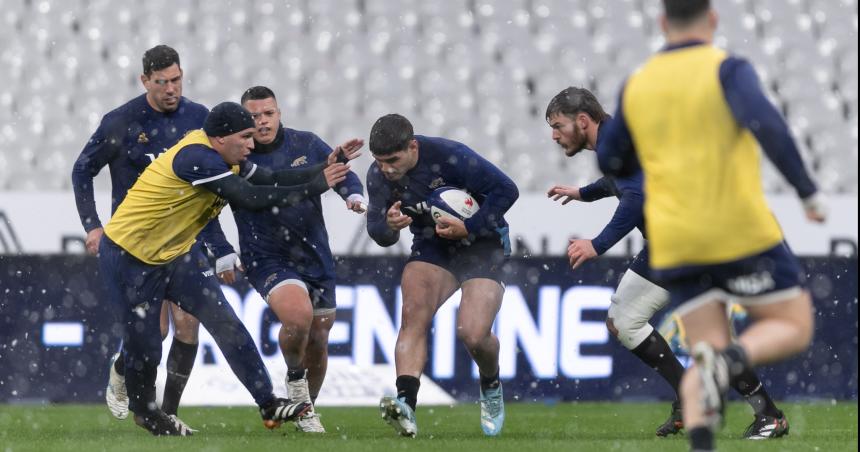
top-left (0, 0), bottom-right (856, 192)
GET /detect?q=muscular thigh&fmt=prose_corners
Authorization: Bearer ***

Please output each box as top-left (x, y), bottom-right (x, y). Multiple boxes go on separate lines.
top-left (401, 261), bottom-right (460, 315)
top-left (458, 278), bottom-right (504, 332)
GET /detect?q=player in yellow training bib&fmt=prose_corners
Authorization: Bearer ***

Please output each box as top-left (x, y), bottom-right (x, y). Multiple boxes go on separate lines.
top-left (98, 101), bottom-right (361, 436)
top-left (597, 1), bottom-right (827, 450)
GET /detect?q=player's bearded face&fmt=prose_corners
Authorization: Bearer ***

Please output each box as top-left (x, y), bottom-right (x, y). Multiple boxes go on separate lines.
top-left (550, 113), bottom-right (587, 157)
top-left (244, 97), bottom-right (281, 145)
top-left (143, 64), bottom-right (182, 113)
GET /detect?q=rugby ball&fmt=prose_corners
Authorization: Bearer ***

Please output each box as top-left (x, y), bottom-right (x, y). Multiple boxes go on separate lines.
top-left (428, 187), bottom-right (480, 224)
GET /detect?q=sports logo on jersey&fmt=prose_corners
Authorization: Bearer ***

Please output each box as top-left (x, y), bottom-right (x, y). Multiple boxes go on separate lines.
top-left (291, 156), bottom-right (308, 167)
top-left (264, 273), bottom-right (279, 288)
top-left (403, 201), bottom-right (431, 215)
top-left (727, 271), bottom-right (776, 295)
top-left (137, 132), bottom-right (149, 144)
top-left (429, 177), bottom-right (446, 189)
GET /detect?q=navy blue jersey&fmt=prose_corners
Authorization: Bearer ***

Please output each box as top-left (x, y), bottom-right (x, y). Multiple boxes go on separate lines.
top-left (72, 94), bottom-right (209, 231)
top-left (232, 126), bottom-right (364, 281)
top-left (71, 93), bottom-right (235, 257)
top-left (366, 135), bottom-right (519, 248)
top-left (579, 119), bottom-right (646, 255)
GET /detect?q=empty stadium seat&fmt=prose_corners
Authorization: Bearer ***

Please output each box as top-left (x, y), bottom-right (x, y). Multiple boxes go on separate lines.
top-left (0, 0), bottom-right (854, 193)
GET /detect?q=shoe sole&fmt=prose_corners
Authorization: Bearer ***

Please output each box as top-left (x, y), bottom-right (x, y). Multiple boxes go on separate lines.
top-left (379, 396), bottom-right (416, 437)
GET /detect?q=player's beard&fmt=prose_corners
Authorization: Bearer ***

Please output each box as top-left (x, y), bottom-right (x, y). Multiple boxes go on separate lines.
top-left (561, 126), bottom-right (587, 157)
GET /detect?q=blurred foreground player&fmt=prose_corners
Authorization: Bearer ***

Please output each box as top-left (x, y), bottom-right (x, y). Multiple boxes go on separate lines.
top-left (598, 1), bottom-right (826, 450)
top-left (98, 102), bottom-right (355, 435)
top-left (366, 114), bottom-right (519, 437)
top-left (236, 86), bottom-right (366, 432)
top-left (546, 86), bottom-right (791, 439)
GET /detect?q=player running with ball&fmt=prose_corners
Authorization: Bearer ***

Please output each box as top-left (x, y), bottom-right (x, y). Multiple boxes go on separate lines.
top-left (365, 114), bottom-right (519, 437)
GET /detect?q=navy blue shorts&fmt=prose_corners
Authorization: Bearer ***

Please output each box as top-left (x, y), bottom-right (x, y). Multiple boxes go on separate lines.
top-left (628, 244), bottom-right (656, 284)
top-left (245, 257), bottom-right (336, 314)
top-left (653, 241), bottom-right (806, 312)
top-left (98, 237), bottom-right (274, 412)
top-left (408, 236), bottom-right (509, 284)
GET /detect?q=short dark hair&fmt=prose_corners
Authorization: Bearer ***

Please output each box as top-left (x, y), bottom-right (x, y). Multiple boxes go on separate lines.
top-left (545, 87), bottom-right (608, 123)
top-left (369, 114), bottom-right (414, 155)
top-left (663, 0), bottom-right (710, 25)
top-left (142, 45), bottom-right (180, 76)
top-left (241, 85), bottom-right (277, 105)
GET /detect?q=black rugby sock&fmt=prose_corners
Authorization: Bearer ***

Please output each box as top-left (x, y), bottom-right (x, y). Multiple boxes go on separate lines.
top-left (114, 352), bottom-right (125, 377)
top-left (161, 338), bottom-right (197, 416)
top-left (287, 368), bottom-right (307, 382)
top-left (688, 426), bottom-right (715, 451)
top-left (395, 375), bottom-right (420, 411)
top-left (480, 369), bottom-right (501, 391)
top-left (722, 343), bottom-right (750, 382)
top-left (732, 368), bottom-right (781, 418)
top-left (631, 330), bottom-right (685, 395)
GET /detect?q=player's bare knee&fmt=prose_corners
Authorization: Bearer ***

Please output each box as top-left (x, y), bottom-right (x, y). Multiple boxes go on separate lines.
top-left (796, 293), bottom-right (815, 346)
top-left (793, 313), bottom-right (814, 352)
top-left (173, 327), bottom-right (199, 344)
top-left (605, 317), bottom-right (619, 337)
top-left (456, 327), bottom-right (490, 350)
top-left (307, 325), bottom-right (330, 349)
top-left (172, 315), bottom-right (199, 343)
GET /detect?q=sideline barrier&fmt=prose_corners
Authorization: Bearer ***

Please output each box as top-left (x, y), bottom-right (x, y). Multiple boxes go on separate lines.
top-left (0, 256), bottom-right (856, 404)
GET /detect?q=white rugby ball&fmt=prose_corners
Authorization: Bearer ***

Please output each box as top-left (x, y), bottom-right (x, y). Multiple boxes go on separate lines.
top-left (428, 187), bottom-right (480, 224)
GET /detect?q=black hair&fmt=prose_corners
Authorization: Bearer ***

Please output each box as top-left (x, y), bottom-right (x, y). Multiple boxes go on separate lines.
top-left (369, 114), bottom-right (414, 155)
top-left (142, 45), bottom-right (180, 76)
top-left (241, 85), bottom-right (277, 105)
top-left (663, 0), bottom-right (710, 25)
top-left (545, 87), bottom-right (608, 123)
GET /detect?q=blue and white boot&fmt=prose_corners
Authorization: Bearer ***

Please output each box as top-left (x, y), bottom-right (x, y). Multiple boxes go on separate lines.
top-left (379, 395), bottom-right (418, 437)
top-left (479, 382), bottom-right (505, 436)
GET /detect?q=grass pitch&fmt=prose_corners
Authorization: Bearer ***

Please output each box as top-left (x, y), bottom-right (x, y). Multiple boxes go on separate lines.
top-left (0, 402), bottom-right (856, 452)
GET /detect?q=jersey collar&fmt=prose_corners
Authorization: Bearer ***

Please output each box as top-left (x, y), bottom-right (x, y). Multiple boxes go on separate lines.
top-left (661, 39), bottom-right (707, 53)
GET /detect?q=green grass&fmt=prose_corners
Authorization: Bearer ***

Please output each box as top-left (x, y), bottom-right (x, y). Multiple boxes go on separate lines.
top-left (0, 402), bottom-right (856, 452)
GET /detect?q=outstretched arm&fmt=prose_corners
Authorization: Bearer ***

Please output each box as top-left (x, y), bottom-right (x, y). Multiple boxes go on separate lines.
top-left (720, 57), bottom-right (825, 222)
top-left (201, 173), bottom-right (330, 211)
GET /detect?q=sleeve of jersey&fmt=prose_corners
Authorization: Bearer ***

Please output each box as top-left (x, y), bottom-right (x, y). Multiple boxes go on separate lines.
top-left (457, 146), bottom-right (520, 238)
top-left (579, 177), bottom-right (615, 202)
top-left (365, 167), bottom-right (399, 247)
top-left (311, 136), bottom-right (364, 199)
top-left (71, 116), bottom-right (122, 232)
top-left (172, 145), bottom-right (234, 185)
top-left (591, 188), bottom-right (644, 255)
top-left (597, 88), bottom-right (641, 177)
top-left (720, 57), bottom-right (818, 199)
top-left (197, 218), bottom-right (236, 258)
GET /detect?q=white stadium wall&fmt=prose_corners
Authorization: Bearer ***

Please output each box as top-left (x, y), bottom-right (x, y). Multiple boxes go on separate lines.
top-left (0, 191), bottom-right (856, 256)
